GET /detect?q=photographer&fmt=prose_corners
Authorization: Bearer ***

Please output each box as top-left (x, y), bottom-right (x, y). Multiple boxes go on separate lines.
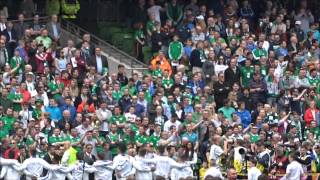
top-left (232, 139), bottom-right (247, 173)
top-left (256, 142), bottom-right (271, 173)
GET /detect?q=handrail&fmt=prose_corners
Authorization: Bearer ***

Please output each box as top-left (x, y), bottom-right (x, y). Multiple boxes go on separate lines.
top-left (59, 18), bottom-right (148, 69)
top-left (9, 16), bottom-right (49, 23)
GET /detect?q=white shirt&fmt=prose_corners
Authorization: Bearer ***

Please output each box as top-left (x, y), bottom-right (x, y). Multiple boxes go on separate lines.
top-left (143, 155), bottom-right (186, 179)
top-left (96, 55), bottom-right (103, 74)
top-left (163, 120), bottom-right (181, 132)
top-left (248, 166), bottom-right (261, 180)
top-left (125, 112), bottom-right (137, 123)
top-left (96, 108), bottom-right (112, 132)
top-left (0, 158), bottom-right (21, 180)
top-left (204, 166), bottom-right (223, 179)
top-left (17, 157), bottom-right (59, 179)
top-left (209, 144), bottom-right (224, 164)
top-left (93, 160), bottom-right (114, 180)
top-left (133, 156), bottom-right (152, 180)
top-left (0, 23), bottom-right (6, 31)
top-left (171, 164), bottom-right (193, 180)
top-left (112, 154), bottom-right (135, 179)
top-left (285, 160), bottom-right (304, 180)
top-left (26, 81), bottom-right (37, 97)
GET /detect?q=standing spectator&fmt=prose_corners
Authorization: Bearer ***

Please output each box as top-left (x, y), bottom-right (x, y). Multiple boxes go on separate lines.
top-left (134, 22), bottom-right (145, 62)
top-left (213, 72), bottom-right (230, 109)
top-left (166, 0), bottom-right (183, 26)
top-left (190, 41), bottom-right (206, 73)
top-left (34, 43), bottom-right (52, 74)
top-left (240, 0), bottom-right (254, 20)
top-left (13, 14), bottom-right (27, 40)
top-left (0, 38), bottom-right (9, 69)
top-left (88, 47), bottom-right (108, 75)
top-left (117, 64), bottom-right (128, 87)
top-left (46, 14), bottom-right (61, 43)
top-left (168, 34), bottom-right (183, 67)
top-left (224, 58), bottom-right (241, 87)
top-left (3, 21), bottom-right (17, 57)
top-left (147, 0), bottom-right (164, 25)
top-left (294, 8), bottom-right (314, 35)
top-left (249, 72), bottom-right (267, 105)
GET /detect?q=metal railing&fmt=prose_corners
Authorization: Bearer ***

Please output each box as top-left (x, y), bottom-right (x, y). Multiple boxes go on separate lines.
top-left (60, 18), bottom-right (148, 73)
top-left (8, 16), bottom-right (49, 24)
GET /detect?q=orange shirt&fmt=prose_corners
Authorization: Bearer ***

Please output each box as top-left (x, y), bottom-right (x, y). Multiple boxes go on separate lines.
top-left (150, 56), bottom-right (172, 76)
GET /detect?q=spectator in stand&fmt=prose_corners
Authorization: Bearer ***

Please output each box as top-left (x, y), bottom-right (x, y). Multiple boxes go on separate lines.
top-left (46, 14), bottom-right (61, 43)
top-left (88, 47), bottom-right (108, 75)
top-left (0, 1), bottom-right (320, 179)
top-left (13, 14), bottom-right (27, 41)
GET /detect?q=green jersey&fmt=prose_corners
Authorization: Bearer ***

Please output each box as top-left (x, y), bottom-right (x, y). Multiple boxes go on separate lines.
top-left (149, 134), bottom-right (160, 147)
top-left (110, 115), bottom-right (126, 134)
top-left (240, 66), bottom-right (254, 87)
top-left (10, 56), bottom-right (25, 74)
top-left (121, 85), bottom-right (137, 96)
top-left (8, 92), bottom-right (23, 112)
top-left (0, 128), bottom-right (8, 140)
top-left (168, 41), bottom-right (184, 62)
top-left (1, 116), bottom-right (16, 131)
top-left (108, 132), bottom-right (120, 155)
top-left (162, 78), bottom-right (174, 89)
top-left (146, 20), bottom-right (156, 34)
top-left (308, 76), bottom-right (319, 87)
top-left (112, 90), bottom-right (122, 102)
top-left (152, 68), bottom-right (163, 77)
top-left (134, 29), bottom-right (145, 40)
top-left (135, 134), bottom-right (149, 145)
top-left (48, 135), bottom-right (66, 145)
top-left (249, 133), bottom-right (260, 143)
top-left (48, 81), bottom-right (64, 100)
top-left (252, 48), bottom-right (268, 60)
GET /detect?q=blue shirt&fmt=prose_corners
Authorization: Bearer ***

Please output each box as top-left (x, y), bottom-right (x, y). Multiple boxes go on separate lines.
top-left (182, 132), bottom-right (198, 143)
top-left (60, 104), bottom-right (76, 122)
top-left (184, 46), bottom-right (193, 58)
top-left (45, 106), bottom-right (62, 121)
top-left (236, 109), bottom-right (252, 128)
top-left (184, 105), bottom-right (194, 114)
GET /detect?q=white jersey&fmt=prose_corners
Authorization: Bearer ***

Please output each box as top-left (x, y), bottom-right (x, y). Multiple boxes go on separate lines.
top-left (133, 156), bottom-right (152, 180)
top-left (0, 158), bottom-right (22, 180)
top-left (93, 160), bottom-right (114, 180)
top-left (17, 157), bottom-right (59, 180)
top-left (112, 154), bottom-right (135, 180)
top-left (68, 161), bottom-right (97, 180)
top-left (143, 155), bottom-right (188, 179)
top-left (170, 165), bottom-right (193, 180)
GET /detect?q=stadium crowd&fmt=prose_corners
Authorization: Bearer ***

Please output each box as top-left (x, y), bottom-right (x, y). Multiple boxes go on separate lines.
top-left (0, 0), bottom-right (320, 180)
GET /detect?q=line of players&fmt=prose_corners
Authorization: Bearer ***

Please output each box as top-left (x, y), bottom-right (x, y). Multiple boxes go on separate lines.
top-left (0, 143), bottom-right (197, 180)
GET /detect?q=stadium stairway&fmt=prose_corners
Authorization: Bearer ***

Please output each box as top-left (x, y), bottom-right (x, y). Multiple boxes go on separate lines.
top-left (59, 19), bottom-right (148, 77)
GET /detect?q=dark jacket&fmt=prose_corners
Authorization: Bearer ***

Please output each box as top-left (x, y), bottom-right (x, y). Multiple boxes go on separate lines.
top-left (88, 55), bottom-right (109, 74)
top-left (46, 22), bottom-right (61, 39)
top-left (202, 60), bottom-right (215, 79)
top-left (224, 66), bottom-right (241, 86)
top-left (190, 49), bottom-right (204, 68)
top-left (213, 81), bottom-right (230, 109)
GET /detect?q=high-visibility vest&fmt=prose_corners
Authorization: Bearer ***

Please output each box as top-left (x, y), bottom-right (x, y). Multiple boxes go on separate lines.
top-left (67, 147), bottom-right (78, 166)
